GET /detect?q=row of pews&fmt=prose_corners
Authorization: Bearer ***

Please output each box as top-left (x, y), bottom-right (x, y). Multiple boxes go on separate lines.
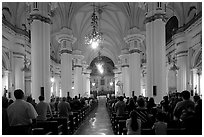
top-left (6, 100), bottom-right (98, 135)
top-left (106, 101), bottom-right (190, 135)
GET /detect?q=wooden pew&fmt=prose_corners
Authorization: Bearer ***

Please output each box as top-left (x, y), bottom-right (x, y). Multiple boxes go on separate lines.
top-left (35, 121), bottom-right (61, 135)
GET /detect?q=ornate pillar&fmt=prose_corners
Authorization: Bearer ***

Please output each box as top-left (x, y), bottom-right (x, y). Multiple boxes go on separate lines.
top-left (119, 49), bottom-right (130, 97)
top-left (85, 69), bottom-right (92, 98)
top-left (73, 50), bottom-right (84, 97)
top-left (25, 71), bottom-right (31, 96)
top-left (55, 75), bottom-right (60, 97)
top-left (145, 2), bottom-right (167, 103)
top-left (113, 67), bottom-right (121, 96)
top-left (13, 53), bottom-right (25, 92)
top-left (56, 27), bottom-right (76, 98)
top-left (174, 36), bottom-right (188, 92)
top-left (2, 70), bottom-right (10, 97)
top-left (29, 2), bottom-right (52, 102)
top-left (141, 65), bottom-right (147, 96)
top-left (124, 29), bottom-right (145, 97)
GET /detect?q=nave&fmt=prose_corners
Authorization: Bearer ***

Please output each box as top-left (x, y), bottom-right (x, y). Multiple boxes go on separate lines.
top-left (74, 96), bottom-right (114, 135)
top-left (2, 2), bottom-right (202, 135)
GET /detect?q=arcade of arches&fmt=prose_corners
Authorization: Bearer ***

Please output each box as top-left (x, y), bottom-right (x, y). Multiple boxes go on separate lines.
top-left (2, 2), bottom-right (202, 104)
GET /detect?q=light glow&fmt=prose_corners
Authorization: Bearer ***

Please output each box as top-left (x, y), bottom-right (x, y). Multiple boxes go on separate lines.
top-left (110, 81), bottom-right (113, 86)
top-left (92, 82), bottom-right (96, 86)
top-left (50, 77), bottom-right (54, 83)
top-left (96, 63), bottom-right (104, 74)
top-left (91, 40), bottom-right (99, 49)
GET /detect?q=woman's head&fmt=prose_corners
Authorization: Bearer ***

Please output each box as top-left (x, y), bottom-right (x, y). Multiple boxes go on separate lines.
top-left (149, 97), bottom-right (155, 104)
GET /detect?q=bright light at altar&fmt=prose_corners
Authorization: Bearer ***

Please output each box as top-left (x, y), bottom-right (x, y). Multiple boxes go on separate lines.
top-left (85, 3), bottom-right (103, 49)
top-left (96, 62), bottom-right (104, 74)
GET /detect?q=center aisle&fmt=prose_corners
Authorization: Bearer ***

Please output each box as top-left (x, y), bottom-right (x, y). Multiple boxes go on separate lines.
top-left (74, 96), bottom-right (114, 135)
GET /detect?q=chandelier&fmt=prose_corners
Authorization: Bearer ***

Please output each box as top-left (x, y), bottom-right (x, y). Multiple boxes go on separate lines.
top-left (85, 3), bottom-right (103, 49)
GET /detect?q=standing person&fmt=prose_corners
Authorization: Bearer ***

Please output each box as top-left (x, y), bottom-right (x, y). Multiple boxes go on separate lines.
top-left (126, 110), bottom-right (141, 135)
top-left (36, 96), bottom-right (52, 121)
top-left (126, 98), bottom-right (136, 114)
top-left (152, 112), bottom-right (167, 135)
top-left (7, 89), bottom-right (38, 135)
top-left (71, 96), bottom-right (81, 111)
top-left (114, 96), bottom-right (126, 116)
top-left (50, 98), bottom-right (55, 112)
top-left (173, 90), bottom-right (195, 121)
top-left (58, 97), bottom-right (72, 119)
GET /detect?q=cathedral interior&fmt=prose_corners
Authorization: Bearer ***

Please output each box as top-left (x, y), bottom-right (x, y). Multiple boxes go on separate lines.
top-left (1, 2), bottom-right (202, 135)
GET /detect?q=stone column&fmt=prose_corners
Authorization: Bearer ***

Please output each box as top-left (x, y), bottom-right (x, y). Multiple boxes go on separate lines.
top-left (113, 68), bottom-right (121, 96)
top-left (25, 71), bottom-right (31, 96)
top-left (85, 69), bottom-right (92, 97)
top-left (13, 53), bottom-right (25, 92)
top-left (55, 75), bottom-right (60, 97)
top-left (29, 2), bottom-right (52, 103)
top-left (145, 2), bottom-right (167, 103)
top-left (2, 70), bottom-right (10, 97)
top-left (119, 49), bottom-right (130, 97)
top-left (56, 28), bottom-right (76, 98)
top-left (73, 51), bottom-right (84, 98)
top-left (141, 66), bottom-right (147, 96)
top-left (124, 30), bottom-right (145, 97)
top-left (174, 36), bottom-right (188, 92)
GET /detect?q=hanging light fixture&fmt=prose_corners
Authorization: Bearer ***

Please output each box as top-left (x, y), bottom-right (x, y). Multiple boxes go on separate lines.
top-left (85, 3), bottom-right (103, 49)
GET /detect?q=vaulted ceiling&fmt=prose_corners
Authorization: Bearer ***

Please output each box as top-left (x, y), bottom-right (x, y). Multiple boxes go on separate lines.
top-left (2, 2), bottom-right (202, 66)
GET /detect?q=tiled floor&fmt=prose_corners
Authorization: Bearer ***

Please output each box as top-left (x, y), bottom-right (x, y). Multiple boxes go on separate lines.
top-left (74, 96), bottom-right (114, 135)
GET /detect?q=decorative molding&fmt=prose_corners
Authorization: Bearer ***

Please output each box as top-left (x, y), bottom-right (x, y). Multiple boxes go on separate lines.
top-left (2, 18), bottom-right (29, 37)
top-left (176, 41), bottom-right (186, 47)
top-left (144, 13), bottom-right (167, 24)
top-left (28, 14), bottom-right (52, 24)
top-left (56, 27), bottom-right (77, 44)
top-left (121, 65), bottom-right (129, 68)
top-left (192, 31), bottom-right (202, 39)
top-left (13, 52), bottom-right (25, 57)
top-left (129, 48), bottom-right (141, 54)
top-left (60, 49), bottom-right (72, 54)
top-left (2, 35), bottom-right (9, 41)
top-left (73, 65), bottom-right (82, 68)
top-left (124, 34), bottom-right (145, 44)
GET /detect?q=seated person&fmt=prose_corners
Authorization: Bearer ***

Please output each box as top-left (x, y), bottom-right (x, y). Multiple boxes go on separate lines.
top-left (152, 112), bottom-right (167, 135)
top-left (126, 110), bottom-right (141, 135)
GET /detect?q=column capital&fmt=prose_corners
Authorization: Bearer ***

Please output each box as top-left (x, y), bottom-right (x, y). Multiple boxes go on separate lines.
top-left (119, 52), bottom-right (129, 68)
top-left (28, 3), bottom-right (52, 24)
top-left (144, 2), bottom-right (168, 24)
top-left (113, 68), bottom-right (121, 74)
top-left (72, 50), bottom-right (84, 60)
top-left (124, 33), bottom-right (145, 44)
top-left (56, 27), bottom-right (77, 44)
top-left (85, 69), bottom-right (92, 74)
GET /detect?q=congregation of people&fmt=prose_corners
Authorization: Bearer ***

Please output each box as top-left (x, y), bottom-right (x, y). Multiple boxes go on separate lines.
top-left (106, 90), bottom-right (202, 135)
top-left (2, 89), bottom-right (98, 135)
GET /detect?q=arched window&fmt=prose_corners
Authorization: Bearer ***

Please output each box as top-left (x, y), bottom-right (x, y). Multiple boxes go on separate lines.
top-left (166, 16), bottom-right (178, 42)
